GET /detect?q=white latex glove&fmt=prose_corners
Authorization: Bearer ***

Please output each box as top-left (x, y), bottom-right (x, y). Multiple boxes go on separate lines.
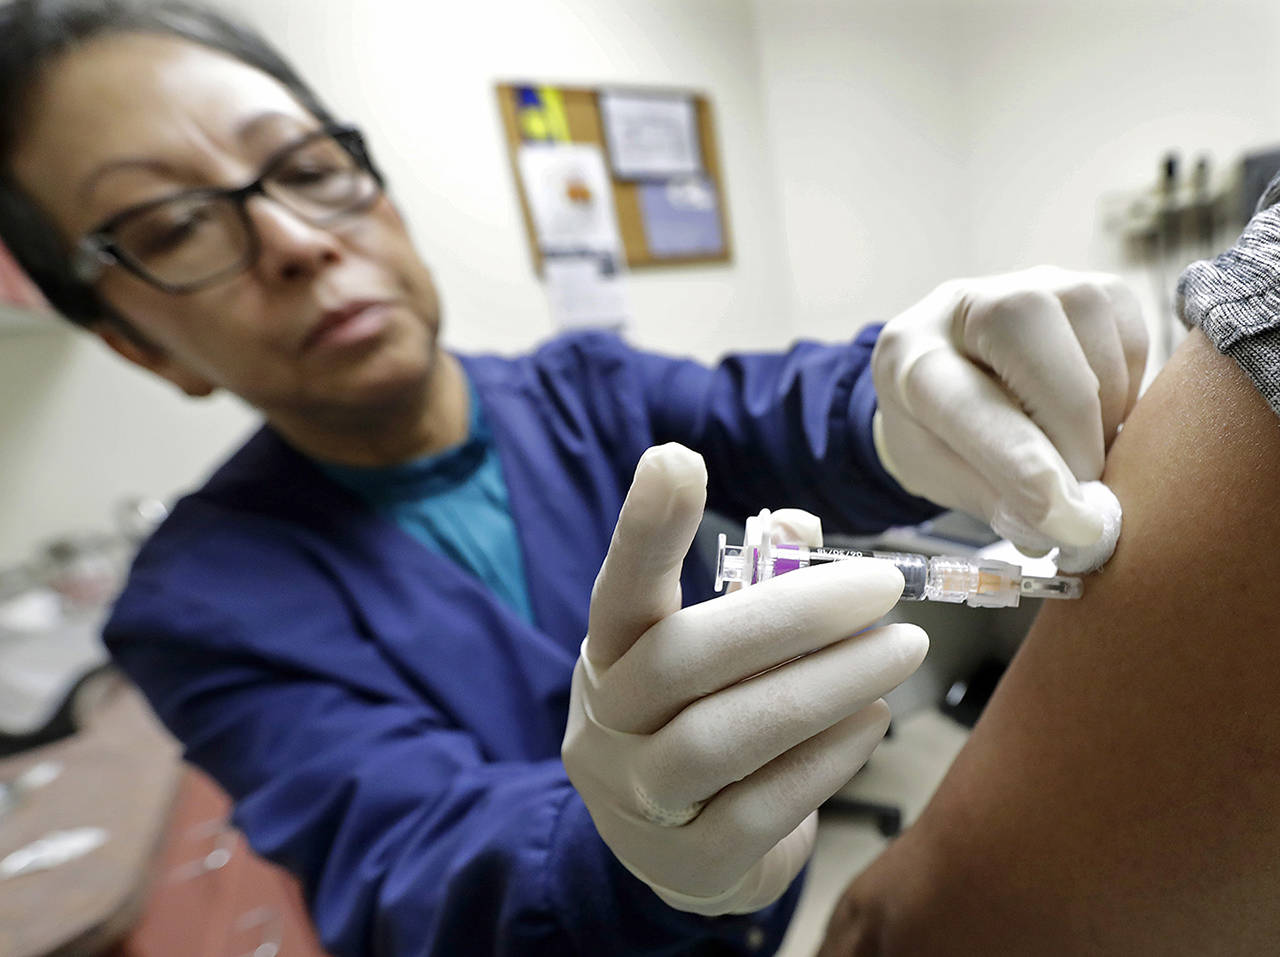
top-left (562, 444), bottom-right (928, 916)
top-left (871, 266), bottom-right (1147, 553)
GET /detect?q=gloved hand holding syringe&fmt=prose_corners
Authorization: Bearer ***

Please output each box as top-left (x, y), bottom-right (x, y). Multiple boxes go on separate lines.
top-left (715, 508), bottom-right (1083, 608)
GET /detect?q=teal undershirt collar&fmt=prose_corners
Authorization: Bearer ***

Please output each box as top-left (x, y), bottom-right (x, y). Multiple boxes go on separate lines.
top-left (317, 376), bottom-right (535, 625)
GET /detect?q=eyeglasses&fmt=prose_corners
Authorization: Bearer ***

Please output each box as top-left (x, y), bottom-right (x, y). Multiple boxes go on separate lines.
top-left (71, 124), bottom-right (383, 294)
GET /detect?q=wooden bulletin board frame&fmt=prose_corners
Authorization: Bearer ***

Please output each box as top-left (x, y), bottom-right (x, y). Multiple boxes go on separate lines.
top-left (495, 83), bottom-right (732, 274)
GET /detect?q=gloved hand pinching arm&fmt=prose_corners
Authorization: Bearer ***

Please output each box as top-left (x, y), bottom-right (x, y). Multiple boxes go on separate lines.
top-left (871, 266), bottom-right (1147, 554)
top-left (561, 443), bottom-right (928, 916)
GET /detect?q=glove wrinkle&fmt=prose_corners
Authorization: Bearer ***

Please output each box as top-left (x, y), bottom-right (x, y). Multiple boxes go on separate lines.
top-left (577, 648), bottom-right (709, 828)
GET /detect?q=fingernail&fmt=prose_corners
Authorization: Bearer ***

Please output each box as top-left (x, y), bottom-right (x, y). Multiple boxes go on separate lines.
top-left (890, 622), bottom-right (930, 670)
top-left (768, 508), bottom-right (824, 547)
top-left (1013, 544), bottom-right (1052, 559)
top-left (990, 508), bottom-right (1055, 554)
top-left (636, 444), bottom-right (705, 488)
top-left (630, 445), bottom-right (706, 519)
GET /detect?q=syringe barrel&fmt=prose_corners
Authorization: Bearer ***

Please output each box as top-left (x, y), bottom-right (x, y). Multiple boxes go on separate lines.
top-left (717, 536), bottom-right (1076, 607)
top-left (873, 553), bottom-right (1024, 607)
top-left (868, 551), bottom-right (929, 600)
top-left (786, 546), bottom-right (930, 599)
top-left (785, 548), bottom-right (936, 602)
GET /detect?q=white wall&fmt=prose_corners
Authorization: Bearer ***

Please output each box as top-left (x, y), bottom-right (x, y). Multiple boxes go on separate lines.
top-left (752, 0), bottom-right (971, 339)
top-left (752, 0), bottom-right (1280, 370)
top-left (954, 0), bottom-right (1280, 377)
top-left (0, 327), bottom-right (257, 567)
top-left (956, 0), bottom-right (1280, 277)
top-left (0, 0), bottom-right (790, 567)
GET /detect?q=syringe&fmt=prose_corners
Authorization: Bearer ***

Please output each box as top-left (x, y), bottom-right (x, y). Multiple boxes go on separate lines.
top-left (714, 535), bottom-right (1082, 608)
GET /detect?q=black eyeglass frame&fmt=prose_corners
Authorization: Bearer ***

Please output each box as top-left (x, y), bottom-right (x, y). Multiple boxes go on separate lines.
top-left (70, 124), bottom-right (384, 295)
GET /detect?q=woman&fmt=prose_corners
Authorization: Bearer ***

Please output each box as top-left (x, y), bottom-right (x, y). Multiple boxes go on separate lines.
top-left (0, 1), bottom-right (1146, 953)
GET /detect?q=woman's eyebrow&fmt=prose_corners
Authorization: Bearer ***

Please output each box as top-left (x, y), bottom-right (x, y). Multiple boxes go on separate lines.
top-left (78, 157), bottom-right (179, 203)
top-left (78, 112), bottom-right (307, 202)
top-left (234, 109), bottom-right (311, 146)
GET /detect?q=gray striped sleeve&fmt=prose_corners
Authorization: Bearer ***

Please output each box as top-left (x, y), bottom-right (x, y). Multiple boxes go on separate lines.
top-left (1176, 176), bottom-right (1280, 419)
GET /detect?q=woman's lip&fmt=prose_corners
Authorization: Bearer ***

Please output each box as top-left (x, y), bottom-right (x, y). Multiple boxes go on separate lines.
top-left (304, 301), bottom-right (395, 353)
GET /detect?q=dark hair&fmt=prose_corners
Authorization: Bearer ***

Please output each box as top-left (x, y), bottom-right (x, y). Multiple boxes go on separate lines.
top-left (0, 0), bottom-right (339, 328)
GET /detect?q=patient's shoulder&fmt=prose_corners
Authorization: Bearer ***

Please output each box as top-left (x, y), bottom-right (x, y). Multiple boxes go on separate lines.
top-left (821, 328), bottom-right (1280, 956)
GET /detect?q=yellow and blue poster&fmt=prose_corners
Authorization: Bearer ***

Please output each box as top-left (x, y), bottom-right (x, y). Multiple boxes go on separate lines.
top-left (516, 86), bottom-right (571, 143)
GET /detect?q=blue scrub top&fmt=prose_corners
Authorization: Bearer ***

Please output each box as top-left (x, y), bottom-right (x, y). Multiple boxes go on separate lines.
top-left (105, 329), bottom-right (938, 957)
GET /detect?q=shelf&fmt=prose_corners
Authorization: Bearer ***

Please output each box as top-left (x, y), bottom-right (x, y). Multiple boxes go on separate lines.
top-left (0, 300), bottom-right (58, 335)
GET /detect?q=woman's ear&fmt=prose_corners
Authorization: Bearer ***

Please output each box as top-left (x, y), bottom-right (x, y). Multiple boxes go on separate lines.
top-left (93, 320), bottom-right (216, 398)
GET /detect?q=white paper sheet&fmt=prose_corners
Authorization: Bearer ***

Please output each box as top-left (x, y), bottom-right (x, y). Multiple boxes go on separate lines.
top-left (599, 91), bottom-right (702, 179)
top-left (542, 252), bottom-right (631, 333)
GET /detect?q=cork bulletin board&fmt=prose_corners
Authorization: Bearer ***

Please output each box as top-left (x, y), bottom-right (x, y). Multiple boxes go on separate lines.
top-left (495, 82), bottom-right (732, 274)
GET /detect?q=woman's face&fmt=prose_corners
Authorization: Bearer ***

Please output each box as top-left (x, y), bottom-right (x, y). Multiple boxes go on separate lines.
top-left (10, 32), bottom-right (443, 422)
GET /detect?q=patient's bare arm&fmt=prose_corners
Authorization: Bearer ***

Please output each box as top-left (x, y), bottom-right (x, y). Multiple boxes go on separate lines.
top-left (820, 327), bottom-right (1280, 956)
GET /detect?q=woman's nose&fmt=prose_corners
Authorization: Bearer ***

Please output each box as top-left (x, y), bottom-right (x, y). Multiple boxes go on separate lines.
top-left (246, 195), bottom-right (342, 283)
